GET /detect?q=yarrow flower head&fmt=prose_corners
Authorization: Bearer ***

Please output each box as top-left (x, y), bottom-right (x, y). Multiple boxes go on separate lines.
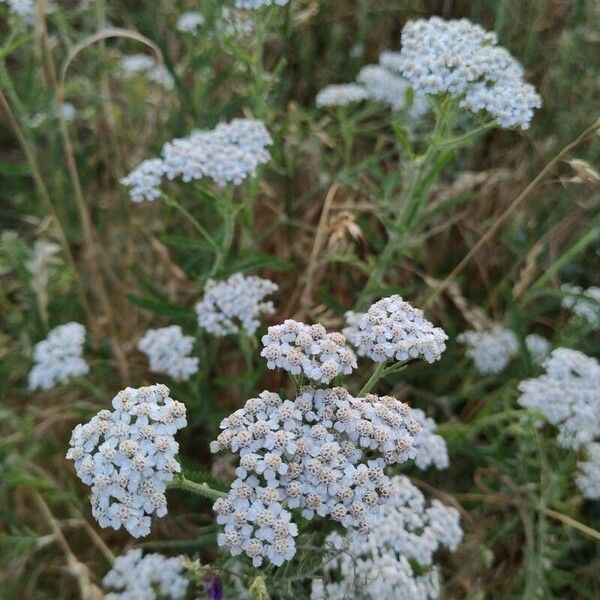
top-left (221, 6), bottom-right (255, 37)
top-left (121, 119), bottom-right (273, 200)
top-left (411, 409), bottom-right (449, 471)
top-left (1, 0), bottom-right (34, 21)
top-left (138, 325), bottom-right (199, 381)
top-left (311, 475), bottom-right (463, 600)
top-left (103, 549), bottom-right (188, 600)
top-left (119, 158), bottom-right (164, 202)
top-left (344, 295), bottom-right (448, 365)
top-left (66, 384), bottom-right (186, 537)
top-left (161, 118), bottom-right (273, 187)
top-left (525, 333), bottom-right (551, 364)
top-left (120, 54), bottom-right (174, 89)
top-left (235, 0), bottom-right (289, 8)
top-left (315, 84), bottom-right (369, 108)
top-left (176, 11), bottom-right (205, 33)
top-left (459, 327), bottom-right (550, 374)
top-left (29, 322), bottom-right (89, 390)
top-left (518, 348), bottom-right (600, 451)
top-left (380, 17), bottom-right (542, 129)
top-left (261, 320), bottom-right (357, 384)
top-left (26, 239), bottom-right (61, 311)
top-left (211, 387), bottom-right (422, 566)
top-left (457, 326), bottom-right (518, 374)
top-left (357, 64), bottom-right (429, 117)
top-left (196, 273), bottom-right (278, 336)
top-left (120, 53), bottom-right (156, 75)
top-left (577, 443), bottom-right (600, 500)
top-left (518, 348), bottom-right (600, 499)
top-left (561, 284), bottom-right (600, 330)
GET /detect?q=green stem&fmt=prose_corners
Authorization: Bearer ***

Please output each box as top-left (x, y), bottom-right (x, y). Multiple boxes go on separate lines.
top-left (337, 107), bottom-right (354, 168)
top-left (357, 97), bottom-right (459, 307)
top-left (358, 362), bottom-right (388, 396)
top-left (161, 193), bottom-right (220, 252)
top-left (209, 187), bottom-right (237, 277)
top-left (437, 120), bottom-right (496, 149)
top-left (168, 476), bottom-right (227, 501)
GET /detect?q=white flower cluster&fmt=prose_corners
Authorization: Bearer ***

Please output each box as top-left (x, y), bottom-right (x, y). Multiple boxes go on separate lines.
top-left (235, 0), bottom-right (289, 8)
top-left (176, 11), bottom-right (204, 33)
top-left (357, 64), bottom-right (429, 117)
top-left (120, 54), bottom-right (174, 90)
top-left (458, 327), bottom-right (551, 374)
top-left (261, 320), bottom-right (357, 384)
top-left (120, 53), bottom-right (156, 75)
top-left (103, 549), bottom-right (188, 600)
top-left (577, 443), bottom-right (600, 500)
top-left (381, 17), bottom-right (541, 129)
top-left (561, 284), bottom-right (600, 329)
top-left (119, 158), bottom-right (164, 202)
top-left (458, 327), bottom-right (516, 374)
top-left (311, 475), bottom-right (463, 600)
top-left (221, 7), bottom-right (255, 37)
top-left (1, 0), bottom-right (34, 20)
top-left (412, 409), bottom-right (449, 470)
top-left (121, 119), bottom-right (273, 200)
top-left (138, 325), bottom-right (199, 381)
top-left (518, 348), bottom-right (600, 499)
top-left (196, 273), bottom-right (278, 336)
top-left (29, 322), bottom-right (89, 390)
top-left (315, 84), bottom-right (368, 108)
top-left (316, 57), bottom-right (429, 118)
top-left (66, 384), bottom-right (186, 537)
top-left (525, 333), bottom-right (552, 365)
top-left (343, 295), bottom-right (448, 365)
top-left (162, 118), bottom-right (273, 187)
top-left (26, 239), bottom-right (60, 301)
top-left (211, 387), bottom-right (422, 567)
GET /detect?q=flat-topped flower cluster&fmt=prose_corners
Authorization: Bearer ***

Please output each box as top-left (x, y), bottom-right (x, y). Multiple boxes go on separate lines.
top-left (120, 53), bottom-right (174, 90)
top-left (411, 409), bottom-right (449, 470)
top-left (66, 384), bottom-right (186, 537)
top-left (381, 17), bottom-right (541, 129)
top-left (344, 295), bottom-right (448, 364)
top-left (261, 320), bottom-right (357, 384)
top-left (29, 322), bottom-right (89, 390)
top-left (458, 326), bottom-right (550, 374)
top-left (316, 59), bottom-right (428, 117)
top-left (211, 387), bottom-right (422, 567)
top-left (518, 348), bottom-right (600, 499)
top-left (121, 118), bottom-right (273, 201)
top-left (196, 273), bottom-right (278, 336)
top-left (561, 284), bottom-right (600, 330)
top-left (138, 325), bottom-right (199, 381)
top-left (103, 549), bottom-right (188, 600)
top-left (311, 475), bottom-right (463, 600)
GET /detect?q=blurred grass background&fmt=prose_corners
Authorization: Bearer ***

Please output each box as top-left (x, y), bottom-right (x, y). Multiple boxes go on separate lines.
top-left (1, 1), bottom-right (599, 598)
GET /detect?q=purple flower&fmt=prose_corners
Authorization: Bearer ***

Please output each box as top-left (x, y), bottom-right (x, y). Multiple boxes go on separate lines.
top-left (205, 576), bottom-right (224, 600)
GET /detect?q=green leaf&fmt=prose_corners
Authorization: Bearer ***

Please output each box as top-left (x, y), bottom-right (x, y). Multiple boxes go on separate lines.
top-left (391, 122), bottom-right (415, 159)
top-left (0, 161), bottom-right (31, 177)
top-left (0, 31), bottom-right (32, 59)
top-left (161, 234), bottom-right (215, 250)
top-left (224, 252), bottom-right (293, 274)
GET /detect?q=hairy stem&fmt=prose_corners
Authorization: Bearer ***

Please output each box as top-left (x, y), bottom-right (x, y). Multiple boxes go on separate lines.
top-left (358, 362), bottom-right (388, 396)
top-left (168, 476), bottom-right (227, 501)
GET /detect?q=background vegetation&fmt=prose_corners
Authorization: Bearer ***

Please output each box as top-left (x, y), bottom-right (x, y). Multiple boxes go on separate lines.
top-left (1, 0), bottom-right (599, 598)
